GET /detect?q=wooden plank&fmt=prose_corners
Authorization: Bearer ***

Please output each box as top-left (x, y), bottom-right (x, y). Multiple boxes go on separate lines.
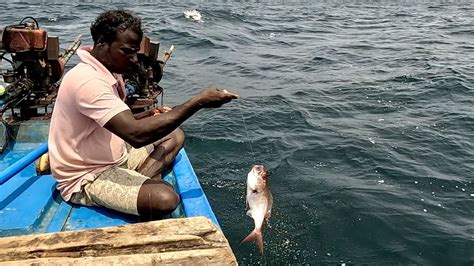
top-left (0, 249), bottom-right (234, 265)
top-left (0, 217), bottom-right (237, 265)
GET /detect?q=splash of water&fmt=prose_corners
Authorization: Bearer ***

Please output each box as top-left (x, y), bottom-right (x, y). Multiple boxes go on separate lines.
top-left (184, 9), bottom-right (203, 23)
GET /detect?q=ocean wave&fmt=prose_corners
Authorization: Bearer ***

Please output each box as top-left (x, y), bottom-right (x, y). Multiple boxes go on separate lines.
top-left (1, 2), bottom-right (472, 264)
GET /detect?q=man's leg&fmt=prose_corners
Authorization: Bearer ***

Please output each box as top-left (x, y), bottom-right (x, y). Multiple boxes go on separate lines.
top-left (136, 179), bottom-right (180, 220)
top-left (137, 128), bottom-right (185, 179)
top-left (70, 166), bottom-right (180, 220)
top-left (133, 128), bottom-right (184, 220)
top-left (69, 129), bottom-right (184, 219)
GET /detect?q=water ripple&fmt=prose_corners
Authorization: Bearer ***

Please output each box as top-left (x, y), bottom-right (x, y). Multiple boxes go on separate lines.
top-left (1, 2), bottom-right (472, 264)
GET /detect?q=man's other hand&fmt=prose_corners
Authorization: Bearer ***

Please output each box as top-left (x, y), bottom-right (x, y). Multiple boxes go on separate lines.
top-left (153, 106), bottom-right (172, 116)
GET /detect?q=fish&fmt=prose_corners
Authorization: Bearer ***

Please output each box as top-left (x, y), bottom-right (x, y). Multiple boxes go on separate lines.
top-left (241, 164), bottom-right (273, 255)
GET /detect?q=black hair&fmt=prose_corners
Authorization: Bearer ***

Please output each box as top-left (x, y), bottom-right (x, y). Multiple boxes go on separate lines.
top-left (90, 9), bottom-right (143, 44)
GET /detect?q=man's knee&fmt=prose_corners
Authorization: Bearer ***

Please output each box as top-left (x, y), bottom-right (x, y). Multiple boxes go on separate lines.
top-left (173, 128), bottom-right (185, 149)
top-left (169, 193), bottom-right (180, 211)
top-left (137, 180), bottom-right (180, 215)
top-left (151, 128), bottom-right (185, 151)
top-left (157, 189), bottom-right (180, 212)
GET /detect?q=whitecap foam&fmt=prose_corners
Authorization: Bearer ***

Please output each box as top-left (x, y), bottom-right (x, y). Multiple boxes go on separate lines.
top-left (184, 9), bottom-right (203, 23)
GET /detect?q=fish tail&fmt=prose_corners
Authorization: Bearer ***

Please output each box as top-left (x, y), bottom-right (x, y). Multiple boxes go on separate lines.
top-left (241, 229), bottom-right (264, 255)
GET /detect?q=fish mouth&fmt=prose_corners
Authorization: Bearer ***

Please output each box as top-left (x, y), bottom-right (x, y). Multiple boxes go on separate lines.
top-left (252, 165), bottom-right (268, 179)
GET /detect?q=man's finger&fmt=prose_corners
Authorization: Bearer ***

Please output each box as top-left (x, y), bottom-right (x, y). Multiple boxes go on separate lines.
top-left (226, 92), bottom-right (239, 99)
top-left (221, 89), bottom-right (239, 99)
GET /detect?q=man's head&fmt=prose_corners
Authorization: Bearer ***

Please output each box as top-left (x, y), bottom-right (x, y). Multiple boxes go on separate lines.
top-left (90, 9), bottom-right (143, 74)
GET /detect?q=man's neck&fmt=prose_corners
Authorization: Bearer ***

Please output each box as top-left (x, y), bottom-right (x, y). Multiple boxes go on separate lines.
top-left (90, 47), bottom-right (113, 74)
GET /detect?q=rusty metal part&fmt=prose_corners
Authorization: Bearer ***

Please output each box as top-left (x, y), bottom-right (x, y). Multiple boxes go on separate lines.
top-left (162, 45), bottom-right (174, 67)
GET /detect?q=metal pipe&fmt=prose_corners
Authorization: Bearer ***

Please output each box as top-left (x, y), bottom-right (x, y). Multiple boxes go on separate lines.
top-left (53, 34), bottom-right (81, 88)
top-left (0, 142), bottom-right (48, 185)
top-left (161, 45), bottom-right (174, 67)
top-left (62, 34), bottom-right (82, 65)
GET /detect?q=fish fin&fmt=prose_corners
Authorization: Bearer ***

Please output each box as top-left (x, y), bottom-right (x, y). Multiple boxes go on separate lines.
top-left (266, 209), bottom-right (272, 218)
top-left (265, 211), bottom-right (272, 224)
top-left (246, 210), bottom-right (252, 218)
top-left (241, 230), bottom-right (264, 256)
top-left (265, 219), bottom-right (271, 229)
top-left (256, 230), bottom-right (264, 255)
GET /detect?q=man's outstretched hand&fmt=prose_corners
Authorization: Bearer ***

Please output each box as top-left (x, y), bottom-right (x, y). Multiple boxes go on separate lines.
top-left (197, 88), bottom-right (239, 108)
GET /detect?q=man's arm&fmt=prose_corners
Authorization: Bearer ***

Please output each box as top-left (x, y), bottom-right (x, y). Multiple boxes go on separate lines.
top-left (133, 106), bottom-right (172, 120)
top-left (104, 88), bottom-right (238, 148)
top-left (133, 109), bottom-right (153, 120)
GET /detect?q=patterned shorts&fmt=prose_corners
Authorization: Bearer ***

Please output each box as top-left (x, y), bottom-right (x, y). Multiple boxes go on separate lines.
top-left (69, 144), bottom-right (154, 215)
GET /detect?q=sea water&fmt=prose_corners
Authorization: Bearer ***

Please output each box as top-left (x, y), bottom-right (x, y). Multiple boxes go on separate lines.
top-left (1, 1), bottom-right (472, 264)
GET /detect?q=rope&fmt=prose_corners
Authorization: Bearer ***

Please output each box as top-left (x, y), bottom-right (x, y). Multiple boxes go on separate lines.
top-left (239, 103), bottom-right (256, 159)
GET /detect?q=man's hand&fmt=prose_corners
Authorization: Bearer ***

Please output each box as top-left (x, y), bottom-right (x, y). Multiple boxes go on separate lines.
top-left (107, 89), bottom-right (237, 148)
top-left (197, 88), bottom-right (239, 108)
top-left (152, 106), bottom-right (172, 116)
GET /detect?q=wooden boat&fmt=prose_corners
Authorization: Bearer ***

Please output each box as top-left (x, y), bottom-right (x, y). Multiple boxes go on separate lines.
top-left (0, 122), bottom-right (219, 235)
top-left (0, 216), bottom-right (236, 265)
top-left (0, 17), bottom-right (234, 264)
top-left (0, 124), bottom-right (234, 264)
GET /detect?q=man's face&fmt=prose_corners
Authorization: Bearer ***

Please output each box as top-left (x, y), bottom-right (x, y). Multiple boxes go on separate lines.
top-left (104, 29), bottom-right (141, 74)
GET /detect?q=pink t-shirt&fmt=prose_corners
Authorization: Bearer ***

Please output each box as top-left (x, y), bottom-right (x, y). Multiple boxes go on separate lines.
top-left (48, 46), bottom-right (130, 201)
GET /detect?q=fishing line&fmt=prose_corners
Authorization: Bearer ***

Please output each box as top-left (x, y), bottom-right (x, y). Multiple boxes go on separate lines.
top-left (238, 102), bottom-right (256, 159)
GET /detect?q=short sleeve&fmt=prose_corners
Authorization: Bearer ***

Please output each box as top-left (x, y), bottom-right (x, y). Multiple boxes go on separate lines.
top-left (75, 79), bottom-right (130, 127)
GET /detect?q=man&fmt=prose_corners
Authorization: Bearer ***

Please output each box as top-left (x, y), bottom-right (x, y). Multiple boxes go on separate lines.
top-left (48, 9), bottom-right (238, 220)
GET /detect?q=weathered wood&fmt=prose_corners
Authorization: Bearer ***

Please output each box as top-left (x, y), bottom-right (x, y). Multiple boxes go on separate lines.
top-left (0, 217), bottom-right (236, 265)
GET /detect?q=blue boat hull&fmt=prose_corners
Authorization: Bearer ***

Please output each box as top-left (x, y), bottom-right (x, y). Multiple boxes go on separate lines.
top-left (0, 121), bottom-right (219, 237)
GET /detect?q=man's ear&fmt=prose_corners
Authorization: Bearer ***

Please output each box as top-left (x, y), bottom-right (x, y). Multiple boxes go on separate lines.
top-left (95, 36), bottom-right (110, 50)
top-left (97, 35), bottom-right (105, 45)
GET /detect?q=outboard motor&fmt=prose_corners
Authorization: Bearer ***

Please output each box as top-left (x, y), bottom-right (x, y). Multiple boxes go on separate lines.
top-left (124, 36), bottom-right (174, 113)
top-left (0, 17), bottom-right (81, 152)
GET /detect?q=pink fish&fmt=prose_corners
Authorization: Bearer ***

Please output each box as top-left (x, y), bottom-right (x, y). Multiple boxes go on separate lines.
top-left (241, 165), bottom-right (273, 255)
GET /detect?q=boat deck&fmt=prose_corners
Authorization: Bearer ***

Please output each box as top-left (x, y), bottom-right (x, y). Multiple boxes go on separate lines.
top-left (0, 121), bottom-right (220, 236)
top-left (0, 120), bottom-right (235, 264)
top-left (0, 147), bottom-right (219, 236)
top-left (0, 216), bottom-right (237, 265)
